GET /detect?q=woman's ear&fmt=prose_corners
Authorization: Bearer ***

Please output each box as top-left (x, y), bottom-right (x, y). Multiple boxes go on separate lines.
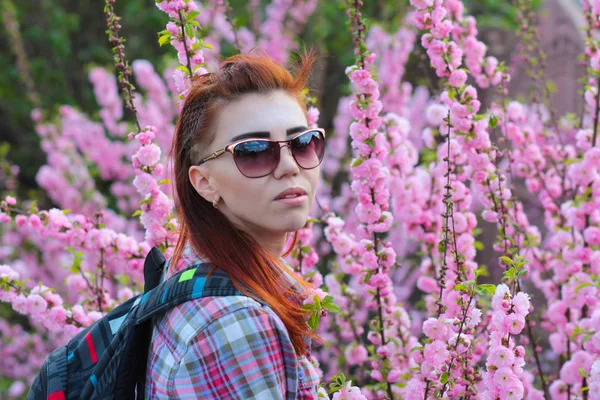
top-left (188, 165), bottom-right (219, 203)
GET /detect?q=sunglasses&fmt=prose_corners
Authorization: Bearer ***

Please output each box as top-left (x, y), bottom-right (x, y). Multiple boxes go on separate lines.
top-left (195, 128), bottom-right (326, 178)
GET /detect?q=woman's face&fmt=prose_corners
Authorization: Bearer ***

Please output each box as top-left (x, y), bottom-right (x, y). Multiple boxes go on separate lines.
top-left (188, 89), bottom-right (321, 255)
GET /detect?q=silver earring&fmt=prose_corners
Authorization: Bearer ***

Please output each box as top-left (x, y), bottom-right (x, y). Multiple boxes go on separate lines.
top-left (212, 198), bottom-right (219, 208)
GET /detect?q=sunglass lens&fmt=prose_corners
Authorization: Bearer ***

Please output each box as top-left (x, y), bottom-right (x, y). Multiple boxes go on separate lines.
top-left (233, 141), bottom-right (279, 178)
top-left (291, 130), bottom-right (325, 169)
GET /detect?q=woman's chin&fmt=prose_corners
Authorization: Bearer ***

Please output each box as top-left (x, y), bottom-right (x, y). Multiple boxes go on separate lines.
top-left (272, 216), bottom-right (310, 233)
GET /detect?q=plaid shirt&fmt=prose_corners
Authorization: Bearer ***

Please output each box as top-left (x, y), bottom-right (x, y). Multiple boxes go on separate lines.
top-left (145, 243), bottom-right (320, 399)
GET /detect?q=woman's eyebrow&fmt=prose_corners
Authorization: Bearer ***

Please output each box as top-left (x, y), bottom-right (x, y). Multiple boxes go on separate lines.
top-left (229, 125), bottom-right (308, 142)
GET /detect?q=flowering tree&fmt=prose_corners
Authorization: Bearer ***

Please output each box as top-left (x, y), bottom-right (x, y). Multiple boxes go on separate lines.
top-left (2, 0), bottom-right (600, 399)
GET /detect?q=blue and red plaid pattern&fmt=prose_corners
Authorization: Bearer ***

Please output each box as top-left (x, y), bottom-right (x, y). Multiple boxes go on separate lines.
top-left (145, 244), bottom-right (320, 399)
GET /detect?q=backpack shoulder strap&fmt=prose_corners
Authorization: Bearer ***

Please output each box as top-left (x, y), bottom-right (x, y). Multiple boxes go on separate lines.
top-left (143, 246), bottom-right (166, 293)
top-left (134, 261), bottom-right (255, 324)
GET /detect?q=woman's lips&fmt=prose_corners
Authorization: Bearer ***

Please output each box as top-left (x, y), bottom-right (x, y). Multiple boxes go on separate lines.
top-left (273, 194), bottom-right (307, 206)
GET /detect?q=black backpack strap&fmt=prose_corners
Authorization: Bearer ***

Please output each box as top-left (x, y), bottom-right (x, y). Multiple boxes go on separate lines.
top-left (133, 244), bottom-right (164, 399)
top-left (143, 246), bottom-right (166, 293)
top-left (134, 261), bottom-right (249, 324)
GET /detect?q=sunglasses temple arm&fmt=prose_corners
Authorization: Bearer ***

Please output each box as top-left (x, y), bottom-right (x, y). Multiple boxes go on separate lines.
top-left (199, 149), bottom-right (227, 165)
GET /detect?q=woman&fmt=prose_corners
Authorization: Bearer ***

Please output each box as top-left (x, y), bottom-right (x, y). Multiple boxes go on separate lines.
top-left (145, 48), bottom-right (326, 399)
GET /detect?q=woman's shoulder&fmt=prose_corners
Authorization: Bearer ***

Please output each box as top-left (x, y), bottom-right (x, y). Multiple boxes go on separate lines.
top-left (151, 294), bottom-right (290, 358)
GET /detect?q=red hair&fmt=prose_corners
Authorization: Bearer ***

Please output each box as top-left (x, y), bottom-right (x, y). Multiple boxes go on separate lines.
top-left (169, 47), bottom-right (321, 356)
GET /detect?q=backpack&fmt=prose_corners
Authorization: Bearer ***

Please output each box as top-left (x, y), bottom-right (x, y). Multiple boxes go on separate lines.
top-left (26, 246), bottom-right (249, 400)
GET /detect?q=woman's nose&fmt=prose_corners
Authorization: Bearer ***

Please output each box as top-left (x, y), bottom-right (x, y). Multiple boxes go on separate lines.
top-left (273, 143), bottom-right (300, 178)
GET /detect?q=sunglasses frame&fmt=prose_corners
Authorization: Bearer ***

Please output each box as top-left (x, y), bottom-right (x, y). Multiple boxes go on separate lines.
top-left (195, 128), bottom-right (326, 178)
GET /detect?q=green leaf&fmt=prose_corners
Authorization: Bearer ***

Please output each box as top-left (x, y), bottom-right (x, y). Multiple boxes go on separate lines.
top-left (158, 34), bottom-right (171, 47)
top-left (363, 269), bottom-right (375, 284)
top-left (184, 23), bottom-right (195, 40)
top-left (489, 114), bottom-right (498, 129)
top-left (517, 269), bottom-right (529, 278)
top-left (454, 283), bottom-right (467, 291)
top-left (503, 267), bottom-right (516, 281)
top-left (438, 240), bottom-right (446, 253)
top-left (440, 372), bottom-right (448, 384)
top-left (187, 10), bottom-right (200, 20)
top-left (571, 326), bottom-right (583, 340)
top-left (409, 345), bottom-right (422, 353)
top-left (176, 65), bottom-right (190, 75)
top-left (308, 311), bottom-right (320, 330)
top-left (157, 179), bottom-right (171, 185)
top-left (475, 266), bottom-right (489, 277)
top-left (546, 80), bottom-right (557, 93)
top-left (302, 303), bottom-right (319, 311)
top-left (351, 158), bottom-right (363, 167)
top-left (132, 210), bottom-right (142, 217)
top-left (499, 256), bottom-right (514, 266)
top-left (575, 282), bottom-right (592, 294)
top-left (477, 284), bottom-right (496, 295)
top-left (314, 294), bottom-right (322, 307)
top-left (322, 302), bottom-right (341, 313)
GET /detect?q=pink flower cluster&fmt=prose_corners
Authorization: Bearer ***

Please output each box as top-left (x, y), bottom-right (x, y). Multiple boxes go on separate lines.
top-left (413, 0), bottom-right (501, 88)
top-left (130, 127), bottom-right (178, 251)
top-left (284, 222), bottom-right (322, 287)
top-left (156, 0), bottom-right (206, 99)
top-left (481, 284), bottom-right (533, 399)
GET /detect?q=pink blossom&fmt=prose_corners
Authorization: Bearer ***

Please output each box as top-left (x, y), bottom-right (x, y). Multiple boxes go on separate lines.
top-left (584, 226), bottom-right (600, 246)
top-left (332, 383), bottom-right (367, 400)
top-left (422, 318), bottom-right (449, 341)
top-left (503, 382), bottom-right (524, 400)
top-left (360, 251), bottom-right (379, 270)
top-left (507, 313), bottom-right (525, 334)
top-left (303, 288), bottom-right (329, 305)
top-left (135, 144), bottom-right (161, 166)
top-left (27, 294), bottom-right (48, 314)
top-left (8, 381), bottom-right (26, 397)
top-left (135, 129), bottom-right (156, 145)
top-left (506, 101), bottom-right (524, 121)
top-left (488, 346), bottom-right (515, 368)
top-left (417, 276), bottom-right (438, 293)
top-left (0, 265), bottom-right (20, 282)
top-left (425, 103), bottom-right (448, 126)
top-left (345, 344), bottom-right (368, 365)
top-left (29, 214), bottom-right (42, 228)
top-left (410, 0), bottom-right (434, 8)
top-left (133, 174), bottom-right (158, 196)
top-left (493, 367), bottom-right (518, 388)
top-left (15, 215), bottom-right (27, 228)
top-left (449, 69), bottom-right (468, 87)
top-left (512, 292), bottom-right (530, 316)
